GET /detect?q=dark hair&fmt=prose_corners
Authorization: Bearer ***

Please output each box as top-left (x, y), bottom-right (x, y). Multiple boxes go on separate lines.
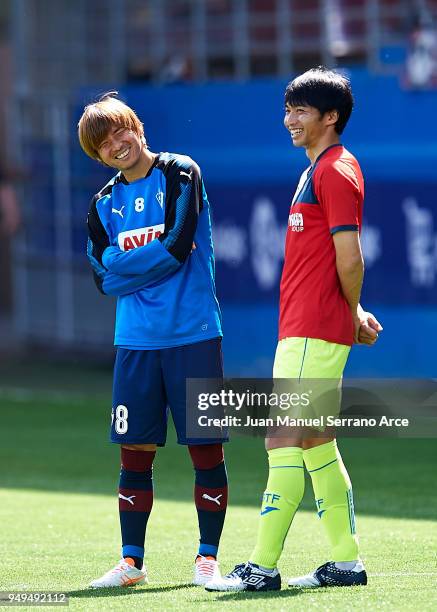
top-left (284, 67), bottom-right (353, 134)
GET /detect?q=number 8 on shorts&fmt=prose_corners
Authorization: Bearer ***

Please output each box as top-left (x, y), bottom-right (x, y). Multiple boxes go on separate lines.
top-left (112, 405), bottom-right (129, 434)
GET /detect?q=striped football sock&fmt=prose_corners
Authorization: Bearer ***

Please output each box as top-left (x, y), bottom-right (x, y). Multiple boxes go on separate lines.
top-left (119, 448), bottom-right (155, 568)
top-left (189, 444), bottom-right (228, 558)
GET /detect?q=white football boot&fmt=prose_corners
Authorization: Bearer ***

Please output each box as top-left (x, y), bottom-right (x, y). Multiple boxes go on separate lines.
top-left (89, 558), bottom-right (147, 588)
top-left (193, 555), bottom-right (221, 585)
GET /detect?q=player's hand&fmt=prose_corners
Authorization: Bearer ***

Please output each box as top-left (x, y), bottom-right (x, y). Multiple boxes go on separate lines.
top-left (355, 308), bottom-right (383, 346)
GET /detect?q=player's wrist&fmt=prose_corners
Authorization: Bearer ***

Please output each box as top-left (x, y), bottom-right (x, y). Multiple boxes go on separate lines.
top-left (351, 307), bottom-right (361, 323)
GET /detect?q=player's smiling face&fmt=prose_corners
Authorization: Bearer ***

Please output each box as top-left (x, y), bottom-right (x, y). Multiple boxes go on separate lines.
top-left (97, 126), bottom-right (144, 170)
top-left (284, 103), bottom-right (327, 150)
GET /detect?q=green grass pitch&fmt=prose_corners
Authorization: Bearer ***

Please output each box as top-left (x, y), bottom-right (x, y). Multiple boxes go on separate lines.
top-left (0, 363), bottom-right (436, 611)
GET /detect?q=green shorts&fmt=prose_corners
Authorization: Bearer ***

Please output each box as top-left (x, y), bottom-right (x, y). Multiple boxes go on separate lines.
top-left (272, 337), bottom-right (350, 426)
top-left (273, 337), bottom-right (350, 379)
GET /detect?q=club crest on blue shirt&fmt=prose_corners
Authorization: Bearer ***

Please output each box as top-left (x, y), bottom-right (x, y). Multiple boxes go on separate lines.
top-left (156, 191), bottom-right (164, 208)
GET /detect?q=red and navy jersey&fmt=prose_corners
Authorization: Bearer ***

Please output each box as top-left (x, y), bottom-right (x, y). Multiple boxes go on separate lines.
top-left (279, 144), bottom-right (364, 346)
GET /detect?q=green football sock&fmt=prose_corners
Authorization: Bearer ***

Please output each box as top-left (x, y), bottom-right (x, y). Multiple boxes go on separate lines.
top-left (250, 447), bottom-right (304, 569)
top-left (303, 440), bottom-right (359, 562)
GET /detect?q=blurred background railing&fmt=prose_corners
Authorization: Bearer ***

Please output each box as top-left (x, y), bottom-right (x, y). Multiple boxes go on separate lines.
top-left (10, 0), bottom-right (434, 90)
top-left (1, 0), bottom-right (436, 376)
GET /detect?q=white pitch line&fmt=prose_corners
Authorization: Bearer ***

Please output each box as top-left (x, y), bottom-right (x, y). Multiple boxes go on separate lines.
top-left (370, 572), bottom-right (437, 577)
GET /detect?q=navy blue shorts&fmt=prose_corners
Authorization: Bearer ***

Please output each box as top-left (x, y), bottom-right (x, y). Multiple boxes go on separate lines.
top-left (111, 337), bottom-right (224, 446)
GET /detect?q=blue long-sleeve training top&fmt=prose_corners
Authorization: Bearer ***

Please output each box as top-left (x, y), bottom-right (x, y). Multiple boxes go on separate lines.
top-left (86, 152), bottom-right (222, 349)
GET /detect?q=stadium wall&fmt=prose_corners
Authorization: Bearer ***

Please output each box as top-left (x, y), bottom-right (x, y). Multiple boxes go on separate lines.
top-left (70, 69), bottom-right (437, 376)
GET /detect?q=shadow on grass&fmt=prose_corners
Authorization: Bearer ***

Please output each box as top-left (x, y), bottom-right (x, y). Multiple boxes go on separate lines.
top-left (68, 583), bottom-right (194, 598)
top-left (68, 584), bottom-right (309, 602)
top-left (203, 588), bottom-right (302, 602)
top-left (202, 584), bottom-right (368, 603)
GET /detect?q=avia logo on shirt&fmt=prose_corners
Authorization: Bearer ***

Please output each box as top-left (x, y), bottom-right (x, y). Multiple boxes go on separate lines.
top-left (288, 212), bottom-right (304, 232)
top-left (118, 224), bottom-right (165, 251)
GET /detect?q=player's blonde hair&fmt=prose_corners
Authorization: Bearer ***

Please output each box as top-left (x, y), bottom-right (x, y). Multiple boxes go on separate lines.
top-left (78, 92), bottom-right (145, 160)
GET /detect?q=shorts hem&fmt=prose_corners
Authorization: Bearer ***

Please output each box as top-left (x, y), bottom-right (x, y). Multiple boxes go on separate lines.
top-left (278, 333), bottom-right (352, 347)
top-left (177, 438), bottom-right (229, 446)
top-left (110, 439), bottom-right (166, 447)
top-left (115, 332), bottom-right (223, 350)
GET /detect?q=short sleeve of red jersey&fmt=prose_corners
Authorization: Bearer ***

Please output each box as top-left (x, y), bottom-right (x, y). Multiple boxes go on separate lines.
top-left (313, 161), bottom-right (360, 234)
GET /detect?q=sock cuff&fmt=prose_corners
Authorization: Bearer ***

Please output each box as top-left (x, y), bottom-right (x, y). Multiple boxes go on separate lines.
top-left (122, 545), bottom-right (144, 559)
top-left (121, 447), bottom-right (156, 472)
top-left (189, 443), bottom-right (224, 469)
top-left (303, 439), bottom-right (338, 471)
top-left (267, 446), bottom-right (304, 468)
top-left (199, 543), bottom-right (218, 557)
